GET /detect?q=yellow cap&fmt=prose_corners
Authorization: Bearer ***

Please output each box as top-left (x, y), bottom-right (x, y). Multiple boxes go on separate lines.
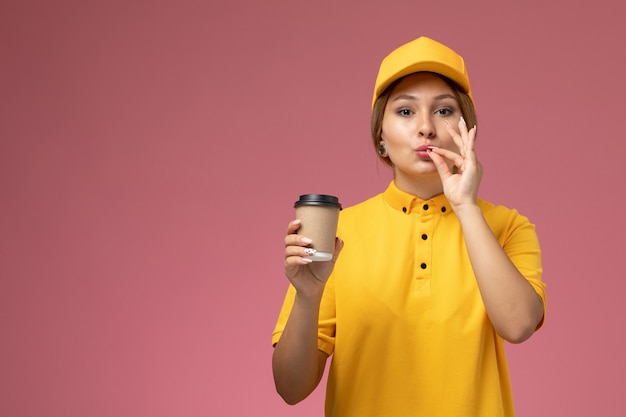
top-left (372, 37), bottom-right (472, 108)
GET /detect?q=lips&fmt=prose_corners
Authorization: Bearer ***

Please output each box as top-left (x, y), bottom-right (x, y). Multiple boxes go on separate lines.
top-left (416, 144), bottom-right (435, 159)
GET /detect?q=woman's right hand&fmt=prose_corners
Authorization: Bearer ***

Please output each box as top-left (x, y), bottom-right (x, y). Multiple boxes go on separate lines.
top-left (284, 219), bottom-right (343, 296)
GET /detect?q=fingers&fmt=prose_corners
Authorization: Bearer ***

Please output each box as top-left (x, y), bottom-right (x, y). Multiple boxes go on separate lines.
top-left (467, 124), bottom-right (477, 155)
top-left (445, 118), bottom-right (465, 155)
top-left (459, 118), bottom-right (477, 158)
top-left (429, 146), bottom-right (464, 171)
top-left (285, 219), bottom-right (316, 265)
top-left (441, 117), bottom-right (478, 171)
top-left (285, 219), bottom-right (311, 247)
top-left (286, 219), bottom-right (302, 235)
top-left (427, 148), bottom-right (453, 180)
top-left (284, 219), bottom-right (344, 267)
top-left (332, 236), bottom-right (344, 259)
top-left (445, 117), bottom-right (477, 156)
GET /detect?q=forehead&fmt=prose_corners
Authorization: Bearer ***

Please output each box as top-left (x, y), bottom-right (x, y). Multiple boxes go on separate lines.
top-left (391, 72), bottom-right (455, 96)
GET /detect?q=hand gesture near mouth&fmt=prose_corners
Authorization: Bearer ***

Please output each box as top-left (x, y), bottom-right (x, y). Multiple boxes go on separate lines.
top-left (427, 117), bottom-right (482, 213)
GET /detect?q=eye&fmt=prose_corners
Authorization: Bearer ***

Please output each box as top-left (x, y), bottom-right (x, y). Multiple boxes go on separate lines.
top-left (435, 108), bottom-right (453, 116)
top-left (397, 108), bottom-right (413, 116)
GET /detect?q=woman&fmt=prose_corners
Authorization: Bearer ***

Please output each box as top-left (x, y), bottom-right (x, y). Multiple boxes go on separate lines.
top-left (272, 36), bottom-right (546, 417)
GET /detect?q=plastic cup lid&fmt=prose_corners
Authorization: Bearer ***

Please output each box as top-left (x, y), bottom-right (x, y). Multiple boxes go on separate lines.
top-left (294, 194), bottom-right (342, 209)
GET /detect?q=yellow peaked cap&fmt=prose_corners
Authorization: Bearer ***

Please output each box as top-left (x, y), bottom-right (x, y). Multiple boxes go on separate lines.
top-left (372, 37), bottom-right (472, 108)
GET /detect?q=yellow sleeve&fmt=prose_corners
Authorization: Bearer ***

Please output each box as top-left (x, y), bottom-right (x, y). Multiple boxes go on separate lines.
top-left (501, 208), bottom-right (547, 330)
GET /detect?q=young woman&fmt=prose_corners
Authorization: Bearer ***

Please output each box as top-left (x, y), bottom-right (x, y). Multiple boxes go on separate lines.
top-left (272, 36), bottom-right (546, 417)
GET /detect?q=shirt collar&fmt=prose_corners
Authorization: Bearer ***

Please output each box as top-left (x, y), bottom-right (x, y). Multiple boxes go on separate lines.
top-left (383, 181), bottom-right (451, 216)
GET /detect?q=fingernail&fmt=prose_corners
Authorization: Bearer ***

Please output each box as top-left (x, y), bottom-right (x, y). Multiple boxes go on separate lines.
top-left (301, 237), bottom-right (312, 244)
top-left (304, 248), bottom-right (317, 255)
top-left (460, 116), bottom-right (466, 125)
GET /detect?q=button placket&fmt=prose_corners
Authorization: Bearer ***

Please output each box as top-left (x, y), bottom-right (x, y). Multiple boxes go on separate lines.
top-left (414, 203), bottom-right (434, 291)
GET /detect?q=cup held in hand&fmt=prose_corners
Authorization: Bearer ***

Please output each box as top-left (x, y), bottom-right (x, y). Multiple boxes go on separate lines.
top-left (294, 194), bottom-right (341, 262)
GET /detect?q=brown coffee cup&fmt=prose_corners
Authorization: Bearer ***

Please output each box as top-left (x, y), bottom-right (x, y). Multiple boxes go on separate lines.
top-left (294, 194), bottom-right (342, 262)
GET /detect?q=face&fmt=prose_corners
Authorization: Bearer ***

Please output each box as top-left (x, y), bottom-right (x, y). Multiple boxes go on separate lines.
top-left (381, 72), bottom-right (462, 185)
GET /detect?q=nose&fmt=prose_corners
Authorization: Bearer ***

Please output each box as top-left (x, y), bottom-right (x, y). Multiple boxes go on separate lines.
top-left (417, 113), bottom-right (435, 138)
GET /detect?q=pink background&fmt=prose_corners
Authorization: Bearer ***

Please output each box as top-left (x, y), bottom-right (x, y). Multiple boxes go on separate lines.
top-left (2, 1), bottom-right (625, 416)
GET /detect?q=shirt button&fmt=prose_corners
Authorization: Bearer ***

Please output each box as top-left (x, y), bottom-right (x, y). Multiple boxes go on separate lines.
top-left (421, 234), bottom-right (428, 240)
top-left (423, 204), bottom-right (429, 210)
top-left (402, 207), bottom-right (407, 213)
top-left (420, 263), bottom-right (427, 269)
top-left (441, 206), bottom-right (446, 213)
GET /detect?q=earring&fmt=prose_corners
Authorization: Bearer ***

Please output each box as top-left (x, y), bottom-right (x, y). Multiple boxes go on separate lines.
top-left (377, 142), bottom-right (388, 157)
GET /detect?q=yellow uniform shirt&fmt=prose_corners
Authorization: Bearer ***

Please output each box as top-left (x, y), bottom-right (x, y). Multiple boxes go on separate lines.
top-left (273, 181), bottom-right (546, 417)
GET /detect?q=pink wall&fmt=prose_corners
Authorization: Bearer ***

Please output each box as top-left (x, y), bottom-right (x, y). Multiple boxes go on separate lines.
top-left (2, 1), bottom-right (624, 416)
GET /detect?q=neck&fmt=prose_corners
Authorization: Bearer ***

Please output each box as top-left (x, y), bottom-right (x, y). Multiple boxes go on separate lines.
top-left (393, 175), bottom-right (443, 200)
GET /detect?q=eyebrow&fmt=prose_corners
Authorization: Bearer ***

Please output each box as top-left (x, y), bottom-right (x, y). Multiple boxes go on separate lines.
top-left (391, 93), bottom-right (457, 102)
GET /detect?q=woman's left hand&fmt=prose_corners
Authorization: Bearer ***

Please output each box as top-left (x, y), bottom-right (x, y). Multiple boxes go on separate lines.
top-left (427, 117), bottom-right (482, 212)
